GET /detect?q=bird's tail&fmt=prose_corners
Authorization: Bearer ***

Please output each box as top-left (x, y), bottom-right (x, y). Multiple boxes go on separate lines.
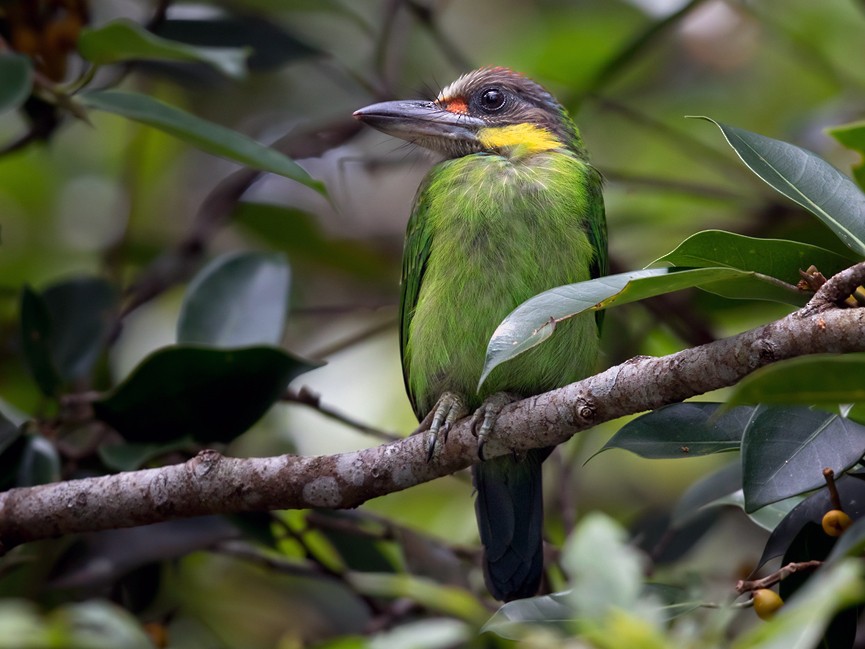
top-left (472, 447), bottom-right (552, 601)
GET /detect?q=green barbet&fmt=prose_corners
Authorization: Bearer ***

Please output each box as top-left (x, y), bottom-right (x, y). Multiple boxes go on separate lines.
top-left (354, 67), bottom-right (607, 601)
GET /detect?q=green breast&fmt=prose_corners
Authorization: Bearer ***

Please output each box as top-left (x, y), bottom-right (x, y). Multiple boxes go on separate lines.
top-left (401, 150), bottom-right (605, 418)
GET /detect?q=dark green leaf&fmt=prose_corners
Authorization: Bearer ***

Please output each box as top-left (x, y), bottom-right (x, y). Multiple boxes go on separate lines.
top-left (93, 345), bottom-right (319, 443)
top-left (16, 435), bottom-right (60, 487)
top-left (482, 592), bottom-right (572, 638)
top-left (741, 407), bottom-right (865, 512)
top-left (98, 437), bottom-right (194, 472)
top-left (600, 402), bottom-right (752, 459)
top-left (77, 19), bottom-right (248, 78)
top-left (827, 121), bottom-right (865, 189)
top-left (232, 203), bottom-right (394, 283)
top-left (0, 53), bottom-right (33, 115)
top-left (655, 229), bottom-right (855, 303)
top-left (480, 267), bottom-right (777, 387)
top-left (0, 414), bottom-right (25, 490)
top-left (19, 286), bottom-right (62, 397)
top-left (153, 15), bottom-right (319, 70)
top-left (671, 460), bottom-right (741, 528)
top-left (728, 354), bottom-right (865, 406)
top-left (696, 118), bottom-right (865, 257)
top-left (79, 91), bottom-right (324, 193)
top-left (757, 477), bottom-right (865, 569)
top-left (42, 277), bottom-right (118, 382)
top-left (177, 252), bottom-right (290, 347)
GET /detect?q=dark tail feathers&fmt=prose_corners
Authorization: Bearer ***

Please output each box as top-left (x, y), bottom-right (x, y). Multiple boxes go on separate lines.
top-left (472, 447), bottom-right (551, 601)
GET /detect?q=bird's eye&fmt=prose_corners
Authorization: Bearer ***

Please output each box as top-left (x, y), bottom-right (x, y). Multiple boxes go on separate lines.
top-left (478, 88), bottom-right (506, 113)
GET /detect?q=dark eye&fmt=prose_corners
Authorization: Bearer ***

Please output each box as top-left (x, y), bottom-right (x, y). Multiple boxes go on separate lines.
top-left (478, 88), bottom-right (506, 113)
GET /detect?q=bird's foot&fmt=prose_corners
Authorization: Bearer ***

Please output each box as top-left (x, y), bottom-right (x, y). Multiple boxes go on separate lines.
top-left (470, 392), bottom-right (521, 460)
top-left (422, 391), bottom-right (468, 461)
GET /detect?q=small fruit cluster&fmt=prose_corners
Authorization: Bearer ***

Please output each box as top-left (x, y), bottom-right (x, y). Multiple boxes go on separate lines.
top-left (752, 507), bottom-right (854, 621)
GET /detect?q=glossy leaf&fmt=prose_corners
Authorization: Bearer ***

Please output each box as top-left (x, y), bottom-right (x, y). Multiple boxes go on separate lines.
top-left (232, 203), bottom-right (394, 282)
top-left (79, 91), bottom-right (324, 193)
top-left (480, 266), bottom-right (771, 387)
top-left (601, 402), bottom-right (752, 459)
top-left (0, 412), bottom-right (25, 490)
top-left (654, 229), bottom-right (855, 303)
top-left (728, 354), bottom-right (865, 406)
top-left (98, 437), bottom-right (194, 472)
top-left (482, 592), bottom-right (572, 639)
top-left (742, 407), bottom-right (865, 512)
top-left (697, 118), bottom-right (865, 258)
top-left (42, 277), bottom-right (118, 382)
top-left (756, 476), bottom-right (865, 569)
top-left (153, 15), bottom-right (319, 70)
top-left (19, 286), bottom-right (62, 397)
top-left (93, 345), bottom-right (318, 443)
top-left (177, 252), bottom-right (290, 347)
top-left (708, 490), bottom-right (804, 532)
top-left (0, 53), bottom-right (33, 115)
top-left (16, 435), bottom-right (61, 487)
top-left (671, 460), bottom-right (741, 528)
top-left (78, 19), bottom-right (248, 79)
top-left (827, 121), bottom-right (865, 189)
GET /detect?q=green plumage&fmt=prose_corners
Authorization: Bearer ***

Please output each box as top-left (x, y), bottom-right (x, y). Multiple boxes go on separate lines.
top-left (354, 67), bottom-right (607, 601)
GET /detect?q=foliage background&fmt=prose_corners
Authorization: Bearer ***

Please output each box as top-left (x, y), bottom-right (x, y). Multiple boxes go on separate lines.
top-left (2, 0), bottom-right (865, 647)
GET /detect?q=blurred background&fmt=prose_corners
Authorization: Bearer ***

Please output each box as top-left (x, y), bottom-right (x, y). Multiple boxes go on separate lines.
top-left (1, 0), bottom-right (864, 646)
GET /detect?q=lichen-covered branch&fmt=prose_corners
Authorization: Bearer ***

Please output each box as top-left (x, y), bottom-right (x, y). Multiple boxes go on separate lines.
top-left (2, 263), bottom-right (865, 551)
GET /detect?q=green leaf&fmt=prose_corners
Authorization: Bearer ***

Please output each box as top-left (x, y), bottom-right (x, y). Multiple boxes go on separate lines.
top-left (601, 402), bottom-right (752, 459)
top-left (757, 477), bottom-right (865, 569)
top-left (708, 489), bottom-right (804, 532)
top-left (728, 354), bottom-right (865, 406)
top-left (734, 561), bottom-right (865, 649)
top-left (827, 121), bottom-right (865, 189)
top-left (654, 229), bottom-right (856, 303)
top-left (741, 407), bottom-right (865, 512)
top-left (0, 53), bottom-right (33, 115)
top-left (42, 277), bottom-right (118, 382)
top-left (178, 252), bottom-right (290, 347)
top-left (561, 513), bottom-right (644, 620)
top-left (232, 203), bottom-right (394, 282)
top-left (153, 15), bottom-right (319, 71)
top-left (480, 266), bottom-right (775, 388)
top-left (346, 573), bottom-right (486, 624)
top-left (98, 437), bottom-right (194, 472)
top-left (482, 592), bottom-right (573, 638)
top-left (671, 460), bottom-right (741, 528)
top-left (19, 286), bottom-right (62, 397)
top-left (77, 19), bottom-right (248, 79)
top-left (696, 117), bottom-right (865, 258)
top-left (79, 91), bottom-right (324, 193)
top-left (16, 434), bottom-right (61, 487)
top-left (93, 345), bottom-right (319, 444)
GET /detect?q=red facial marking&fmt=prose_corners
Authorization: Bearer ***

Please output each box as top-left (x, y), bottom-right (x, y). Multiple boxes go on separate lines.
top-left (441, 97), bottom-right (469, 114)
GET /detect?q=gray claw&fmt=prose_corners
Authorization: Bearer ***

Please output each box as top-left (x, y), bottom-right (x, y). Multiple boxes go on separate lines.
top-left (470, 392), bottom-right (520, 461)
top-left (425, 392), bottom-right (468, 460)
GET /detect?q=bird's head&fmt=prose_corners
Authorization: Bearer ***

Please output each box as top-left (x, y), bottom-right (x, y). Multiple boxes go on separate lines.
top-left (353, 67), bottom-right (583, 160)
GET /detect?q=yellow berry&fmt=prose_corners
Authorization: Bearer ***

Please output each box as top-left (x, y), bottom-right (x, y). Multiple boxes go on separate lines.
top-left (753, 588), bottom-right (783, 620)
top-left (822, 509), bottom-right (853, 537)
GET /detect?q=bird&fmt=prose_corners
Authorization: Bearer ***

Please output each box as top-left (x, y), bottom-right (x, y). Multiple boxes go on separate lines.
top-left (353, 67), bottom-right (607, 601)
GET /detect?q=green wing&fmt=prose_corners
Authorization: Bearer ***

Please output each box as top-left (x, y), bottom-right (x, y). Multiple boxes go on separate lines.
top-left (585, 170), bottom-right (608, 332)
top-left (399, 184), bottom-right (434, 419)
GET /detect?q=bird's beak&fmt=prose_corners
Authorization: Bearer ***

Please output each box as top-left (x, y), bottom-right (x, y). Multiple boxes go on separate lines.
top-left (353, 100), bottom-right (484, 151)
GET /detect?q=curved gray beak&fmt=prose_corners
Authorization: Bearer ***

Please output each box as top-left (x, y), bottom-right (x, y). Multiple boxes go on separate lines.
top-left (353, 100), bottom-right (484, 147)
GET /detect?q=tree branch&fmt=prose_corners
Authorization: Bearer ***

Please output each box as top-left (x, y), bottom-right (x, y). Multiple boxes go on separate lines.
top-left (3, 263), bottom-right (865, 551)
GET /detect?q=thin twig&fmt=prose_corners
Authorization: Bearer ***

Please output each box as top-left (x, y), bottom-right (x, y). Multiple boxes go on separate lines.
top-left (282, 386), bottom-right (401, 442)
top-left (737, 560), bottom-right (823, 593)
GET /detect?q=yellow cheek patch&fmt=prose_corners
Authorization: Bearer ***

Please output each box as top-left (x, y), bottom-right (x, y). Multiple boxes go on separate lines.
top-left (477, 124), bottom-right (561, 155)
